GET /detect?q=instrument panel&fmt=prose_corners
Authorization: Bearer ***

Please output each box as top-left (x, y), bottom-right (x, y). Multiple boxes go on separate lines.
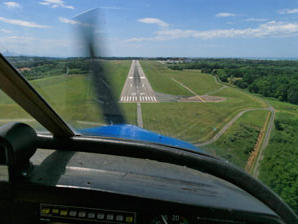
top-left (40, 204), bottom-right (136, 224)
top-left (38, 203), bottom-right (267, 224)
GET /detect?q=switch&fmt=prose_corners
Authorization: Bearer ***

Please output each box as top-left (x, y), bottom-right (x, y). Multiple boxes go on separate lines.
top-left (97, 213), bottom-right (105, 220)
top-left (78, 211), bottom-right (86, 218)
top-left (41, 208), bottom-right (50, 215)
top-left (52, 209), bottom-right (59, 215)
top-left (107, 214), bottom-right (114, 220)
top-left (69, 210), bottom-right (77, 217)
top-left (88, 212), bottom-right (96, 219)
top-left (125, 216), bottom-right (134, 223)
top-left (60, 210), bottom-right (68, 216)
top-left (116, 215), bottom-right (124, 222)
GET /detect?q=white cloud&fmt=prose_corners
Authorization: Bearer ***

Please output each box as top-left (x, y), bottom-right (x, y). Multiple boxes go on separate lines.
top-left (216, 12), bottom-right (235, 18)
top-left (245, 18), bottom-right (268, 22)
top-left (126, 21), bottom-right (298, 42)
top-left (0, 28), bottom-right (12, 33)
top-left (138, 18), bottom-right (169, 27)
top-left (0, 35), bottom-right (73, 57)
top-left (59, 17), bottom-right (92, 27)
top-left (279, 8), bottom-right (298, 14)
top-left (6, 35), bottom-right (36, 41)
top-left (59, 17), bottom-right (79, 25)
top-left (39, 0), bottom-right (74, 9)
top-left (4, 1), bottom-right (21, 8)
top-left (0, 17), bottom-right (50, 28)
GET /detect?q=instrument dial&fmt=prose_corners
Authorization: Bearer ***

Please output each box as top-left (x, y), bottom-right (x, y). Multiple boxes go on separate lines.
top-left (151, 214), bottom-right (189, 224)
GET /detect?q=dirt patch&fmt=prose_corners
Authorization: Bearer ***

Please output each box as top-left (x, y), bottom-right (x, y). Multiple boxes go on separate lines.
top-left (155, 92), bottom-right (181, 102)
top-left (18, 67), bottom-right (31, 72)
top-left (179, 95), bottom-right (225, 103)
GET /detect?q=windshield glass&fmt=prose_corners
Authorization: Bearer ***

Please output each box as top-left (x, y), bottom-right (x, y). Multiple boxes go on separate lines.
top-left (0, 0), bottom-right (297, 215)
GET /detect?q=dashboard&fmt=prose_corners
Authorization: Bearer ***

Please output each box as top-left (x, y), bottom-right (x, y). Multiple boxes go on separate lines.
top-left (0, 147), bottom-right (283, 224)
top-left (0, 123), bottom-right (291, 224)
top-left (6, 179), bottom-right (283, 224)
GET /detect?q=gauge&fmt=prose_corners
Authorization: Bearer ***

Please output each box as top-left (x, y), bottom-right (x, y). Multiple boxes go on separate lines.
top-left (169, 214), bottom-right (189, 224)
top-left (151, 215), bottom-right (189, 224)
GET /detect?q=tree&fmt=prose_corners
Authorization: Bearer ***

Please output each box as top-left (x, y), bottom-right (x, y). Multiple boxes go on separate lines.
top-left (287, 82), bottom-right (298, 105)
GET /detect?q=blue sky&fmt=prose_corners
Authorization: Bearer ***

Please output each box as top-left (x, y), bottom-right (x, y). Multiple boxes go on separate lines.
top-left (1, 0), bottom-right (298, 57)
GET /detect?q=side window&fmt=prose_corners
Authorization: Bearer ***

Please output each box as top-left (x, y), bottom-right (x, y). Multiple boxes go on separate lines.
top-left (0, 89), bottom-right (45, 133)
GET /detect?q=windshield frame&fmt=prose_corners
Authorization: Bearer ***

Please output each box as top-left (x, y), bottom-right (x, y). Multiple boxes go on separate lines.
top-left (0, 54), bottom-right (75, 137)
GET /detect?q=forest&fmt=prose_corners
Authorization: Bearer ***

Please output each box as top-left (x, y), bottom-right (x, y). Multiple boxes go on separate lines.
top-left (168, 59), bottom-right (298, 105)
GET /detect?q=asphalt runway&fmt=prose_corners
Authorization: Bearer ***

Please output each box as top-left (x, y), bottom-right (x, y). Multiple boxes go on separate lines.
top-left (120, 60), bottom-right (158, 103)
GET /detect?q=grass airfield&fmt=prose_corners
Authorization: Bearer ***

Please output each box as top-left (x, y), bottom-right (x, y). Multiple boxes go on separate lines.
top-left (0, 59), bottom-right (267, 155)
top-left (0, 59), bottom-right (288, 167)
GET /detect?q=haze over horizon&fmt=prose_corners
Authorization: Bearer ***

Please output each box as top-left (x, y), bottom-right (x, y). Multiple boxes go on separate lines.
top-left (1, 0), bottom-right (298, 58)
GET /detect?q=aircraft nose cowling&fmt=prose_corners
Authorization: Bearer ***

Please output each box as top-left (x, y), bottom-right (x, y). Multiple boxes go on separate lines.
top-left (80, 124), bottom-right (202, 152)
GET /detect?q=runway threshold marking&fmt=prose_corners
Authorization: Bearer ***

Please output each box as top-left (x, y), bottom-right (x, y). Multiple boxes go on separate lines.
top-left (120, 60), bottom-right (158, 103)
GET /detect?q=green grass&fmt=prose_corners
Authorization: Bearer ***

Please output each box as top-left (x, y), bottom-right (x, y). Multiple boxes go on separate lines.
top-left (141, 60), bottom-right (267, 145)
top-left (103, 60), bottom-right (131, 98)
top-left (0, 60), bottom-right (134, 131)
top-left (140, 61), bottom-right (192, 96)
top-left (141, 60), bottom-right (223, 96)
top-left (142, 86), bottom-right (265, 144)
top-left (267, 98), bottom-right (298, 115)
top-left (170, 69), bottom-right (222, 95)
top-left (204, 110), bottom-right (268, 168)
top-left (140, 60), bottom-right (267, 146)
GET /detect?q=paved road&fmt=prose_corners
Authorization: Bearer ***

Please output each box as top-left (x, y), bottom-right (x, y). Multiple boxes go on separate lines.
top-left (136, 102), bottom-right (143, 128)
top-left (120, 60), bottom-right (157, 103)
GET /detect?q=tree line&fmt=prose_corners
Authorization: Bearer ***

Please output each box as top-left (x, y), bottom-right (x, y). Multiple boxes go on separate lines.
top-left (7, 57), bottom-right (90, 80)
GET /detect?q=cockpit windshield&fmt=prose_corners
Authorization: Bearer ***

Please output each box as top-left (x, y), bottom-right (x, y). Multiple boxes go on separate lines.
top-left (0, 0), bottom-right (297, 216)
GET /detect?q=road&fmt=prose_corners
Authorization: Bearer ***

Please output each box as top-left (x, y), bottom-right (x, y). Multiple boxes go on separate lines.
top-left (120, 60), bottom-right (157, 103)
top-left (196, 108), bottom-right (270, 147)
top-left (252, 106), bottom-right (275, 177)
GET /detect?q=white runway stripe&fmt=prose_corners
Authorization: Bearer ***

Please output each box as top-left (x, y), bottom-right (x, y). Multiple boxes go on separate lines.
top-left (120, 95), bottom-right (157, 102)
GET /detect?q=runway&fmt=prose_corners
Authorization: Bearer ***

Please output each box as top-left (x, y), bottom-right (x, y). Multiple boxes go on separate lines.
top-left (120, 60), bottom-right (158, 103)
